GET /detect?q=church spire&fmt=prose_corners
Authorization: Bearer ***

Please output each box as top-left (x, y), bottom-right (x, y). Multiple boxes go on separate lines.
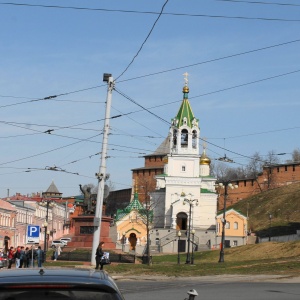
top-left (169, 73), bottom-right (200, 155)
top-left (172, 72), bottom-right (198, 129)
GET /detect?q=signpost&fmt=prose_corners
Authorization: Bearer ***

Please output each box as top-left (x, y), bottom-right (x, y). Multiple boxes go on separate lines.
top-left (26, 225), bottom-right (40, 244)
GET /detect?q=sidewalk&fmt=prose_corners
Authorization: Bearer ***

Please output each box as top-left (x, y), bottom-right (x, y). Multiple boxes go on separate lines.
top-left (73, 264), bottom-right (300, 283)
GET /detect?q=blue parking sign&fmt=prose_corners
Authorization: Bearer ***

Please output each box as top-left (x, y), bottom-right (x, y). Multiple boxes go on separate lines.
top-left (26, 225), bottom-right (40, 244)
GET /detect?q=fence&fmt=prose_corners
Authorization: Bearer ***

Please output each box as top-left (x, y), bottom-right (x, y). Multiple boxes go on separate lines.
top-left (57, 251), bottom-right (135, 263)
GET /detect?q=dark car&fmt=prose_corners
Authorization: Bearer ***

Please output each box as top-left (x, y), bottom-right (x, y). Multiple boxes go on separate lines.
top-left (0, 268), bottom-right (125, 300)
top-left (0, 254), bottom-right (8, 268)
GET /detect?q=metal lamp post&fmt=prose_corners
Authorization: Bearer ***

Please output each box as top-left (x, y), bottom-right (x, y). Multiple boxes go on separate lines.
top-left (269, 214), bottom-right (272, 241)
top-left (39, 199), bottom-right (56, 257)
top-left (191, 229), bottom-right (195, 264)
top-left (177, 230), bottom-right (181, 264)
top-left (183, 195), bottom-right (198, 264)
top-left (217, 182), bottom-right (238, 263)
top-left (122, 232), bottom-right (126, 252)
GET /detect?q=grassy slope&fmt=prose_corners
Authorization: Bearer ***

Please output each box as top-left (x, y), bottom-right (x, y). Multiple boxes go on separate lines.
top-left (229, 182), bottom-right (300, 236)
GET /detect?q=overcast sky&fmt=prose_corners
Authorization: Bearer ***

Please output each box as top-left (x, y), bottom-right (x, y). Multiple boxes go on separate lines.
top-left (0, 0), bottom-right (299, 197)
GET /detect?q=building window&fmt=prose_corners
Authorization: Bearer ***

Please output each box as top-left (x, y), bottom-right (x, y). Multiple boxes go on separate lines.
top-left (182, 165), bottom-right (186, 172)
top-left (181, 129), bottom-right (188, 147)
top-left (285, 166), bottom-right (288, 171)
top-left (277, 167), bottom-right (280, 172)
top-left (233, 240), bottom-right (238, 247)
top-left (234, 222), bottom-right (238, 230)
top-left (293, 165), bottom-right (295, 172)
top-left (192, 130), bottom-right (197, 149)
top-left (225, 222), bottom-right (230, 229)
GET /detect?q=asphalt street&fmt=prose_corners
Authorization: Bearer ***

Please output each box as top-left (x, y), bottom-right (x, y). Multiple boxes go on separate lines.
top-left (113, 275), bottom-right (300, 300)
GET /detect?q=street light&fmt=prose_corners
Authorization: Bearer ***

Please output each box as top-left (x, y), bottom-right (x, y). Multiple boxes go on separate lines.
top-left (269, 214), bottom-right (272, 241)
top-left (217, 182), bottom-right (238, 263)
top-left (191, 229), bottom-right (195, 264)
top-left (122, 232), bottom-right (126, 252)
top-left (182, 194), bottom-right (199, 264)
top-left (39, 199), bottom-right (56, 257)
top-left (177, 230), bottom-right (181, 264)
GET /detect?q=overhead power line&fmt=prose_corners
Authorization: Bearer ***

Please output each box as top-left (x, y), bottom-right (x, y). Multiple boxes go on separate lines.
top-left (216, 0), bottom-right (300, 7)
top-left (115, 0), bottom-right (169, 81)
top-left (2, 38), bottom-right (299, 105)
top-left (1, 2), bottom-right (300, 21)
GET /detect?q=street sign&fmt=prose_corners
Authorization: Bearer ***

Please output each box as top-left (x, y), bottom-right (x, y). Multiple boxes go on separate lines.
top-left (26, 225), bottom-right (40, 244)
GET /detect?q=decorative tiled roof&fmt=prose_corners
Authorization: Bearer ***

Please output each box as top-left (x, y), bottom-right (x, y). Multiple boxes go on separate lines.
top-left (172, 85), bottom-right (198, 128)
top-left (115, 191), bottom-right (153, 222)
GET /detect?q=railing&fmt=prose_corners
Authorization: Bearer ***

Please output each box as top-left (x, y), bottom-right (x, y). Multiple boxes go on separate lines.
top-left (57, 252), bottom-right (135, 263)
top-left (159, 230), bottom-right (200, 250)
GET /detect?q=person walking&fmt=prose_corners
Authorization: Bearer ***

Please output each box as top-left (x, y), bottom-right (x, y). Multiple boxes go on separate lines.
top-left (54, 245), bottom-right (62, 261)
top-left (36, 246), bottom-right (44, 268)
top-left (24, 247), bottom-right (30, 268)
top-left (14, 246), bottom-right (21, 268)
top-left (19, 246), bottom-right (25, 268)
top-left (95, 241), bottom-right (105, 270)
top-left (7, 246), bottom-right (15, 269)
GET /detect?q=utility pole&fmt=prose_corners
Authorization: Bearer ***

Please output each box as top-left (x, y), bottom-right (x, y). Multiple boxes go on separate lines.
top-left (91, 73), bottom-right (114, 266)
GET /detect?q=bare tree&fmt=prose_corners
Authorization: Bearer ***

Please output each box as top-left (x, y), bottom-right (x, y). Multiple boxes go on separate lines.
top-left (292, 148), bottom-right (300, 163)
top-left (244, 152), bottom-right (265, 178)
top-left (263, 150), bottom-right (280, 189)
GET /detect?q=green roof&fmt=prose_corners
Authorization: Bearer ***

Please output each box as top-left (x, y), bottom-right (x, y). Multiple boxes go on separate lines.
top-left (201, 188), bottom-right (216, 194)
top-left (115, 191), bottom-right (153, 222)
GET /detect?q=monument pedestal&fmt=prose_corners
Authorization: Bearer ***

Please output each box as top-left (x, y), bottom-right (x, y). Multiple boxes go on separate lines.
top-left (68, 215), bottom-right (115, 249)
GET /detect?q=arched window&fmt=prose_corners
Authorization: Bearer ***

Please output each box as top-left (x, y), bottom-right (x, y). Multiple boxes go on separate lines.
top-left (192, 130), bottom-right (197, 149)
top-left (173, 129), bottom-right (177, 146)
top-left (234, 222), bottom-right (238, 230)
top-left (225, 221), bottom-right (230, 229)
top-left (181, 129), bottom-right (188, 147)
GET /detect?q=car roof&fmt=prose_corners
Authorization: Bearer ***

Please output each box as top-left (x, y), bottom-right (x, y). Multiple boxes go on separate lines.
top-left (0, 268), bottom-right (120, 292)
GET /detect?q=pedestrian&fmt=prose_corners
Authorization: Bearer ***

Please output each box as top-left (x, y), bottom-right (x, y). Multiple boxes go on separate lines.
top-left (7, 246), bottom-right (15, 269)
top-left (24, 247), bottom-right (29, 268)
top-left (19, 246), bottom-right (25, 268)
top-left (36, 246), bottom-right (44, 268)
top-left (95, 241), bottom-right (105, 270)
top-left (54, 245), bottom-right (62, 261)
top-left (14, 246), bottom-right (21, 268)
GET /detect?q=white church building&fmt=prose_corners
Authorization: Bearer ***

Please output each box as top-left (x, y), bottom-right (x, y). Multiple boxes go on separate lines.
top-left (150, 76), bottom-right (218, 253)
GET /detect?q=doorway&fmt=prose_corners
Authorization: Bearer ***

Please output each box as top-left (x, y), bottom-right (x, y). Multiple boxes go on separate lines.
top-left (176, 212), bottom-right (188, 230)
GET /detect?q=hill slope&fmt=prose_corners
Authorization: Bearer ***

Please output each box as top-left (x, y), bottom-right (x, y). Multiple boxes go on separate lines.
top-left (229, 182), bottom-right (300, 237)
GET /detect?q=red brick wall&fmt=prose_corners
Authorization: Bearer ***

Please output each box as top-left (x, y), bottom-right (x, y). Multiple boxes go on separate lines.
top-left (144, 155), bottom-right (165, 168)
top-left (218, 163), bottom-right (300, 210)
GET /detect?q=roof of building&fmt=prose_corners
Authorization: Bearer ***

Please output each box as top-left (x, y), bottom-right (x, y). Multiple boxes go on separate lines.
top-left (0, 199), bottom-right (16, 211)
top-left (115, 190), bottom-right (153, 222)
top-left (145, 137), bottom-right (170, 157)
top-left (44, 181), bottom-right (62, 195)
top-left (172, 85), bottom-right (198, 128)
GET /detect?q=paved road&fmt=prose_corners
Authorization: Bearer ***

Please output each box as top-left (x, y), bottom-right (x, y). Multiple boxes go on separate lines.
top-left (114, 275), bottom-right (300, 300)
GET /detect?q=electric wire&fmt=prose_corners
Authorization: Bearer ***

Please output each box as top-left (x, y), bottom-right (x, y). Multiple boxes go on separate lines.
top-left (1, 2), bottom-right (300, 21)
top-left (115, 0), bottom-right (169, 81)
top-left (2, 38), bottom-right (299, 105)
top-left (216, 0), bottom-right (300, 7)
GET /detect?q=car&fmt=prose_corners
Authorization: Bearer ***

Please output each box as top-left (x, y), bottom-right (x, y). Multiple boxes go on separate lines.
top-left (60, 237), bottom-right (72, 245)
top-left (51, 240), bottom-right (65, 248)
top-left (0, 254), bottom-right (8, 268)
top-left (0, 268), bottom-right (125, 300)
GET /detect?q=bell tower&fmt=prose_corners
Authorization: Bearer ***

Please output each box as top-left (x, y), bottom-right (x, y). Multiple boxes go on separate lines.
top-left (169, 72), bottom-right (199, 155)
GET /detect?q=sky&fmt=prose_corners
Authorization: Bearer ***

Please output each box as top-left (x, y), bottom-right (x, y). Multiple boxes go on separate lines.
top-left (0, 0), bottom-right (300, 197)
